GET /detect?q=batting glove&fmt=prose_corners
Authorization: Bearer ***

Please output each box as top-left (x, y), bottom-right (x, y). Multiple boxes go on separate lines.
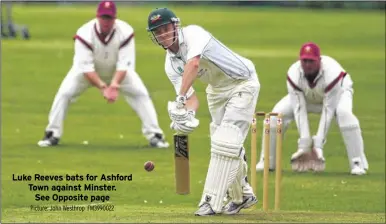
top-left (170, 117), bottom-right (200, 134)
top-left (168, 101), bottom-right (195, 123)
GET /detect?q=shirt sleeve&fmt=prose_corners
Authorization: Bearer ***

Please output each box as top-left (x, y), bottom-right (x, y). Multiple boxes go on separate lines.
top-left (73, 34), bottom-right (94, 73)
top-left (165, 59), bottom-right (195, 98)
top-left (287, 74), bottom-right (311, 140)
top-left (184, 25), bottom-right (212, 61)
top-left (116, 33), bottom-right (135, 72)
top-left (315, 71), bottom-right (347, 145)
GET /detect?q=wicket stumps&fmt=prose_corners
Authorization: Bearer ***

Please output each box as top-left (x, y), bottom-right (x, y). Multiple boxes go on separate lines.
top-left (250, 111), bottom-right (283, 212)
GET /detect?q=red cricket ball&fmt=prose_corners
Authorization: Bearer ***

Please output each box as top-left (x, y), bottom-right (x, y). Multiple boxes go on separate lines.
top-left (144, 161), bottom-right (155, 172)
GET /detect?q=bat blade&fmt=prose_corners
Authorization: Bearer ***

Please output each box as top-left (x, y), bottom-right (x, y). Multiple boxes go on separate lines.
top-left (174, 134), bottom-right (190, 195)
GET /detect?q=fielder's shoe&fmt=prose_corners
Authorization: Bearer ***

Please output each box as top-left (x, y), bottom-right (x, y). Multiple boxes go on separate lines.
top-left (351, 161), bottom-right (366, 175)
top-left (149, 133), bottom-right (169, 148)
top-left (37, 131), bottom-right (59, 147)
top-left (256, 159), bottom-right (275, 172)
top-left (222, 196), bottom-right (258, 215)
top-left (194, 203), bottom-right (216, 216)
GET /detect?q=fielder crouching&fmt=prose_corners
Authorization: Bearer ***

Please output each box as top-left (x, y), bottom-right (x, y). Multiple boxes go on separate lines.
top-left (146, 8), bottom-right (260, 215)
top-left (256, 42), bottom-right (368, 175)
top-left (38, 1), bottom-right (169, 148)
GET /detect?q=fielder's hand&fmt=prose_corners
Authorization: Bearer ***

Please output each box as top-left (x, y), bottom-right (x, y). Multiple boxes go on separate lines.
top-left (103, 85), bottom-right (119, 103)
top-left (309, 148), bottom-right (325, 172)
top-left (290, 137), bottom-right (313, 172)
top-left (290, 148), bottom-right (312, 172)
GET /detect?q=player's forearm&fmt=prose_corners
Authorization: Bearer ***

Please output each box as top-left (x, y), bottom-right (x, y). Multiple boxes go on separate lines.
top-left (314, 107), bottom-right (333, 146)
top-left (110, 70), bottom-right (127, 88)
top-left (315, 92), bottom-right (340, 143)
top-left (295, 107), bottom-right (311, 138)
top-left (84, 72), bottom-right (106, 89)
top-left (185, 93), bottom-right (199, 112)
top-left (291, 92), bottom-right (311, 138)
top-left (179, 57), bottom-right (199, 96)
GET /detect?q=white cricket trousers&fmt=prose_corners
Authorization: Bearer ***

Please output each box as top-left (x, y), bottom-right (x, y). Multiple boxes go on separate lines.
top-left (208, 77), bottom-right (260, 142)
top-left (45, 69), bottom-right (164, 140)
top-left (207, 75), bottom-right (260, 194)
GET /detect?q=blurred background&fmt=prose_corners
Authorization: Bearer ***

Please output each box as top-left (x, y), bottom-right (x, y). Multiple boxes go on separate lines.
top-left (2, 1), bottom-right (385, 39)
top-left (5, 0), bottom-right (386, 8)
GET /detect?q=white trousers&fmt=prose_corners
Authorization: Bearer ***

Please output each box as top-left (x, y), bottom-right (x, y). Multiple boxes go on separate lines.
top-left (208, 76), bottom-right (260, 193)
top-left (45, 68), bottom-right (164, 140)
top-left (208, 79), bottom-right (260, 142)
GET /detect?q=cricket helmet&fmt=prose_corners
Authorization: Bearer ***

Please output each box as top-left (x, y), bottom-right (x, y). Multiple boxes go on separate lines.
top-left (146, 8), bottom-right (180, 48)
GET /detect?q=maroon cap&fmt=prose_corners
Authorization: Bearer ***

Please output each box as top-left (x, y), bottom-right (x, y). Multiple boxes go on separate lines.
top-left (97, 1), bottom-right (117, 18)
top-left (299, 42), bottom-right (320, 60)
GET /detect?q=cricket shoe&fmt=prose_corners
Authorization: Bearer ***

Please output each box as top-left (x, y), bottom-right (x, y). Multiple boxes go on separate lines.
top-left (222, 196), bottom-right (258, 215)
top-left (194, 203), bottom-right (216, 216)
top-left (37, 131), bottom-right (59, 147)
top-left (351, 160), bottom-right (367, 175)
top-left (149, 133), bottom-right (170, 148)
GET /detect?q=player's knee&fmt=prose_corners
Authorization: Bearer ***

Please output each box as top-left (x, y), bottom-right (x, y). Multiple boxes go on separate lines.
top-left (336, 108), bottom-right (359, 128)
top-left (56, 79), bottom-right (87, 100)
top-left (57, 90), bottom-right (77, 100)
top-left (211, 123), bottom-right (244, 158)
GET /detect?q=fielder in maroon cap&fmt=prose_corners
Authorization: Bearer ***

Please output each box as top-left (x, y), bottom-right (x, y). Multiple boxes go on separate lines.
top-left (299, 42), bottom-right (322, 85)
top-left (37, 1), bottom-right (170, 149)
top-left (256, 42), bottom-right (368, 176)
top-left (96, 1), bottom-right (117, 37)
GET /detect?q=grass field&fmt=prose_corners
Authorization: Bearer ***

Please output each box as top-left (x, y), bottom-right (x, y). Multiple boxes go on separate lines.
top-left (1, 3), bottom-right (385, 223)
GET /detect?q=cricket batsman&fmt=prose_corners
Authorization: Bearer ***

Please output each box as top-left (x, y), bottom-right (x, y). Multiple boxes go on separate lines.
top-left (38, 1), bottom-right (169, 148)
top-left (256, 42), bottom-right (368, 175)
top-left (146, 8), bottom-right (260, 215)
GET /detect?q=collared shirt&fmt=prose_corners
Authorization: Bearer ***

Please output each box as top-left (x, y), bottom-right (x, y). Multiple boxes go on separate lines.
top-left (287, 55), bottom-right (352, 104)
top-left (72, 18), bottom-right (135, 80)
top-left (164, 25), bottom-right (257, 96)
top-left (286, 55), bottom-right (353, 141)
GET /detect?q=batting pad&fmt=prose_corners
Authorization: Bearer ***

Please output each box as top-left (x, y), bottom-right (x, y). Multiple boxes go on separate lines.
top-left (199, 152), bottom-right (241, 212)
top-left (211, 123), bottom-right (243, 157)
top-left (199, 123), bottom-right (243, 212)
top-left (229, 147), bottom-right (252, 203)
top-left (227, 159), bottom-right (244, 204)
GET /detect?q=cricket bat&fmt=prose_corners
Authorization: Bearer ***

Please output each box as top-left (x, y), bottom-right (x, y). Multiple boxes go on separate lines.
top-left (174, 134), bottom-right (190, 195)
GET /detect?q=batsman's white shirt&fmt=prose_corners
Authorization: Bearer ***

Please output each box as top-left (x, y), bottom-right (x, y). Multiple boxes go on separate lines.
top-left (165, 25), bottom-right (260, 141)
top-left (286, 55), bottom-right (353, 141)
top-left (165, 25), bottom-right (258, 97)
top-left (72, 18), bottom-right (135, 82)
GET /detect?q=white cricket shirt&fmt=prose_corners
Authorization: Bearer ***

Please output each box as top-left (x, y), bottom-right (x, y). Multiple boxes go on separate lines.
top-left (71, 18), bottom-right (135, 80)
top-left (164, 25), bottom-right (257, 97)
top-left (287, 55), bottom-right (352, 104)
top-left (286, 55), bottom-right (353, 140)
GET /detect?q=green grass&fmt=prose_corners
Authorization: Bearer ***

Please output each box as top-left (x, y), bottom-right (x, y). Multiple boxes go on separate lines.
top-left (1, 4), bottom-right (385, 223)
